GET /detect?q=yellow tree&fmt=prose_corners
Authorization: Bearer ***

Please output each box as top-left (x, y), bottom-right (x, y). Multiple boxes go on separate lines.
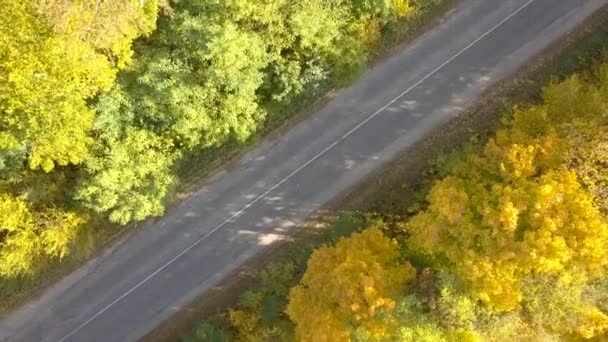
top-left (509, 68), bottom-right (608, 214)
top-left (287, 227), bottom-right (416, 341)
top-left (33, 0), bottom-right (161, 69)
top-left (0, 0), bottom-right (113, 171)
top-left (0, 193), bottom-right (83, 277)
top-left (0, 0), bottom-right (161, 172)
top-left (407, 126), bottom-right (608, 314)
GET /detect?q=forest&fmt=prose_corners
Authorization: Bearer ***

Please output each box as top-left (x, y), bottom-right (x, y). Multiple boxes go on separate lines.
top-left (0, 0), bottom-right (437, 278)
top-left (185, 44), bottom-right (608, 340)
top-left (6, 1), bottom-right (608, 340)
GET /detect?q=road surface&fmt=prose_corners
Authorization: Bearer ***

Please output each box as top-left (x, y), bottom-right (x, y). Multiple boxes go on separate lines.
top-left (1, 0), bottom-right (606, 341)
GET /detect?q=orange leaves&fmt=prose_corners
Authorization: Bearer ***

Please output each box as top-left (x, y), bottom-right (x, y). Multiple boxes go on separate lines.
top-left (408, 113), bottom-right (608, 311)
top-left (410, 159), bottom-right (608, 311)
top-left (287, 227), bottom-right (415, 341)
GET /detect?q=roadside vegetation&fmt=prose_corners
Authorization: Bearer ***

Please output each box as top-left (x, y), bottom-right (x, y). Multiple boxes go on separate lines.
top-left (183, 22), bottom-right (608, 342)
top-left (0, 0), bottom-right (452, 310)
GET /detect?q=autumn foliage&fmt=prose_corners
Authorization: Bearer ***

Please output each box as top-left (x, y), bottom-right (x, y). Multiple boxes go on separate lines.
top-left (1, 0), bottom-right (160, 276)
top-left (287, 227), bottom-right (415, 341)
top-left (190, 60), bottom-right (608, 341)
top-left (0, 0), bottom-right (433, 277)
top-left (404, 66), bottom-right (608, 337)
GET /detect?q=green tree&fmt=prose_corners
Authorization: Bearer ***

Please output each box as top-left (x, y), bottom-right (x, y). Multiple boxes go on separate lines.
top-left (522, 272), bottom-right (608, 338)
top-left (85, 0), bottom-right (421, 223)
top-left (75, 129), bottom-right (176, 224)
top-left (352, 295), bottom-right (447, 342)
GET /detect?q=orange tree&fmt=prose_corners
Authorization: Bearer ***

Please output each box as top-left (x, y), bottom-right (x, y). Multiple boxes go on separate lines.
top-left (406, 69), bottom-right (608, 337)
top-left (287, 227), bottom-right (416, 341)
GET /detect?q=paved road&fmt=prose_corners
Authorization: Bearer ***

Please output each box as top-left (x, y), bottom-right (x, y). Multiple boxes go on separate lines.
top-left (1, 0), bottom-right (606, 341)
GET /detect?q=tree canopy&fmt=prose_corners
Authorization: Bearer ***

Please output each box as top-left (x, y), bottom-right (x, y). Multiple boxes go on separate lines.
top-left (287, 227), bottom-right (416, 341)
top-left (0, 0), bottom-right (161, 276)
top-left (0, 0), bottom-right (427, 278)
top-left (189, 61), bottom-right (608, 341)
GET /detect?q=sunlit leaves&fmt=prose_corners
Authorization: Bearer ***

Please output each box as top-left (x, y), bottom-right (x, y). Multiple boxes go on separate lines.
top-left (34, 0), bottom-right (161, 69)
top-left (0, 193), bottom-right (83, 277)
top-left (0, 0), bottom-right (161, 173)
top-left (86, 0), bottom-right (418, 223)
top-left (409, 152), bottom-right (608, 311)
top-left (1, 0), bottom-right (424, 279)
top-left (406, 66), bottom-right (608, 339)
top-left (0, 1), bottom-right (111, 172)
top-left (75, 129), bottom-right (176, 224)
top-left (287, 227), bottom-right (416, 341)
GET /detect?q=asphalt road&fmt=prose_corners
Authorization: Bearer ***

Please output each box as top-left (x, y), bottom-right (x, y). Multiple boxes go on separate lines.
top-left (1, 0), bottom-right (606, 341)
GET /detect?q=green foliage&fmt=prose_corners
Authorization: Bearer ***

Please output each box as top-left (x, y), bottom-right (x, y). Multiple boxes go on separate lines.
top-left (329, 214), bottom-right (366, 240)
top-left (84, 0), bottom-right (423, 223)
top-left (75, 129), bottom-right (176, 224)
top-left (95, 22), bottom-right (268, 151)
top-left (184, 317), bottom-right (234, 342)
top-left (352, 295), bottom-right (446, 342)
top-left (521, 272), bottom-right (608, 338)
top-left (434, 273), bottom-right (478, 331)
top-left (224, 261), bottom-right (299, 341)
top-left (1, 0), bottom-right (439, 280)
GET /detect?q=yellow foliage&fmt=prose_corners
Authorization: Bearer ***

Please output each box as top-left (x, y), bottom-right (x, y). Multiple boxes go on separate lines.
top-left (0, 193), bottom-right (83, 277)
top-left (227, 292), bottom-right (266, 342)
top-left (408, 135), bottom-right (608, 311)
top-left (287, 227), bottom-right (416, 341)
top-left (563, 121), bottom-right (608, 213)
top-left (0, 1), bottom-right (111, 171)
top-left (393, 0), bottom-right (415, 18)
top-left (578, 308), bottom-right (608, 339)
top-left (33, 0), bottom-right (161, 68)
top-left (360, 18), bottom-right (383, 49)
top-left (0, 0), bottom-right (160, 171)
top-left (407, 64), bottom-right (608, 337)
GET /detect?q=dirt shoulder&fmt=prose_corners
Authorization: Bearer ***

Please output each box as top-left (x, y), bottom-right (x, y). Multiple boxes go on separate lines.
top-left (143, 5), bottom-right (608, 342)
